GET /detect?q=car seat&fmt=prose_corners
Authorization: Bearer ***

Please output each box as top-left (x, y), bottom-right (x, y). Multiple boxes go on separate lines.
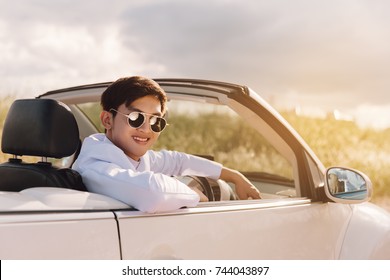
top-left (0, 98), bottom-right (87, 192)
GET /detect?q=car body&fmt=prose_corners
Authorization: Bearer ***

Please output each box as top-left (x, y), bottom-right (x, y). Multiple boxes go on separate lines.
top-left (1, 79), bottom-right (389, 259)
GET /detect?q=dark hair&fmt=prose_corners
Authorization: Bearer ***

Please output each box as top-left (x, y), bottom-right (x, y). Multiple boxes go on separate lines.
top-left (101, 76), bottom-right (167, 115)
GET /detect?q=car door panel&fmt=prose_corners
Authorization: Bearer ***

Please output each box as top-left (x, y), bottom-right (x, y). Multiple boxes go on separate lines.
top-left (116, 200), bottom-right (352, 259)
top-left (0, 212), bottom-right (121, 259)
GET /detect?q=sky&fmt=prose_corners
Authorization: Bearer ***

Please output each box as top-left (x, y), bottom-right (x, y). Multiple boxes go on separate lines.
top-left (1, 0), bottom-right (390, 129)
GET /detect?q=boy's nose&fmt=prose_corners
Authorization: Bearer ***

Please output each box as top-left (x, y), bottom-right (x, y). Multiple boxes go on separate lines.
top-left (137, 118), bottom-right (152, 132)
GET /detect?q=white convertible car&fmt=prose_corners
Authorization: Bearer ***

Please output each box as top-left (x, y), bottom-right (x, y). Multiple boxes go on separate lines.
top-left (0, 79), bottom-right (389, 259)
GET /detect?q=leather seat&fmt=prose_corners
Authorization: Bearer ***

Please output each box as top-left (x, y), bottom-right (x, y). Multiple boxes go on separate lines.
top-left (0, 99), bottom-right (87, 192)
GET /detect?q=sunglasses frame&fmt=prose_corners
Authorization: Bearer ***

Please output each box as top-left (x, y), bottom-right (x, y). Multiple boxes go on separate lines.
top-left (109, 108), bottom-right (167, 133)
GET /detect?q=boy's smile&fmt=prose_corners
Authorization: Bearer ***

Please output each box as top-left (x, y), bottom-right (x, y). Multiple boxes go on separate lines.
top-left (133, 136), bottom-right (149, 144)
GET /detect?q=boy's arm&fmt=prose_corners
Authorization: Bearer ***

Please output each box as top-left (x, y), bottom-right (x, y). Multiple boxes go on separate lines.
top-left (219, 167), bottom-right (262, 199)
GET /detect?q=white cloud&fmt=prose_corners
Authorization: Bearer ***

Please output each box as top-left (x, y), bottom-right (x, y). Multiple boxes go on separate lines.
top-left (115, 0), bottom-right (390, 105)
top-left (0, 18), bottom-right (166, 97)
top-left (0, 0), bottom-right (390, 129)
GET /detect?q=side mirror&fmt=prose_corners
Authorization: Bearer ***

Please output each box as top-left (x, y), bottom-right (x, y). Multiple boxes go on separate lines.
top-left (324, 167), bottom-right (372, 203)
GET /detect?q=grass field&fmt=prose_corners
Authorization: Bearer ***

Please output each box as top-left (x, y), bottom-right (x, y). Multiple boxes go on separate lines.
top-left (1, 97), bottom-right (389, 211)
top-left (282, 111), bottom-right (390, 210)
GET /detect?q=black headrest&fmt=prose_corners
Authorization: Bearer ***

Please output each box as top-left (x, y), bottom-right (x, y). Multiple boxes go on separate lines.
top-left (1, 99), bottom-right (79, 158)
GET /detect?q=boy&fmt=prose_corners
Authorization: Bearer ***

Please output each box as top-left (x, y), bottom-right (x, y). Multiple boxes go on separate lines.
top-left (72, 76), bottom-right (261, 213)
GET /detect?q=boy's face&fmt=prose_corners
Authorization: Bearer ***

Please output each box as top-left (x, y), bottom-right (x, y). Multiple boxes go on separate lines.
top-left (102, 95), bottom-right (164, 161)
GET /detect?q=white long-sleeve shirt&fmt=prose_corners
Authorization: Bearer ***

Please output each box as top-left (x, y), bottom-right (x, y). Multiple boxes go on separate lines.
top-left (72, 133), bottom-right (222, 213)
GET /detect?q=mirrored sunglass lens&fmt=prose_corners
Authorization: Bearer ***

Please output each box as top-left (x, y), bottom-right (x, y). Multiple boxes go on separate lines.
top-left (128, 112), bottom-right (144, 128)
top-left (151, 118), bottom-right (166, 132)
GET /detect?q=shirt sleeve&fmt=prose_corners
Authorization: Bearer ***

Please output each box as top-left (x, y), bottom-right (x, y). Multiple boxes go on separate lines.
top-left (147, 150), bottom-right (222, 179)
top-left (72, 134), bottom-right (200, 213)
top-left (80, 163), bottom-right (200, 213)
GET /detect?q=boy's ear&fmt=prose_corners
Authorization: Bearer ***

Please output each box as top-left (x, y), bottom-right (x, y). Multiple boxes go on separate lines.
top-left (100, 111), bottom-right (113, 129)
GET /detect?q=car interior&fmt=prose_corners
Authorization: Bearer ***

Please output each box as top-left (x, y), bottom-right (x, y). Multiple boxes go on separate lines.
top-left (0, 86), bottom-right (303, 210)
top-left (0, 99), bottom-right (87, 192)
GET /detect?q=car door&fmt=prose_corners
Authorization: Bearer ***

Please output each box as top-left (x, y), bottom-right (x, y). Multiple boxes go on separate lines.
top-left (115, 200), bottom-right (352, 259)
top-left (0, 188), bottom-right (125, 260)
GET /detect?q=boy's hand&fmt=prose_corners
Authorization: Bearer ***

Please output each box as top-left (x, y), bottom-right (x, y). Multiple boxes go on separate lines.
top-left (190, 186), bottom-right (209, 202)
top-left (234, 179), bottom-right (262, 200)
top-left (220, 167), bottom-right (262, 200)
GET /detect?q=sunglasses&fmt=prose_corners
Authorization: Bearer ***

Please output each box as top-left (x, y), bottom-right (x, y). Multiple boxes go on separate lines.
top-left (109, 109), bottom-right (167, 133)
